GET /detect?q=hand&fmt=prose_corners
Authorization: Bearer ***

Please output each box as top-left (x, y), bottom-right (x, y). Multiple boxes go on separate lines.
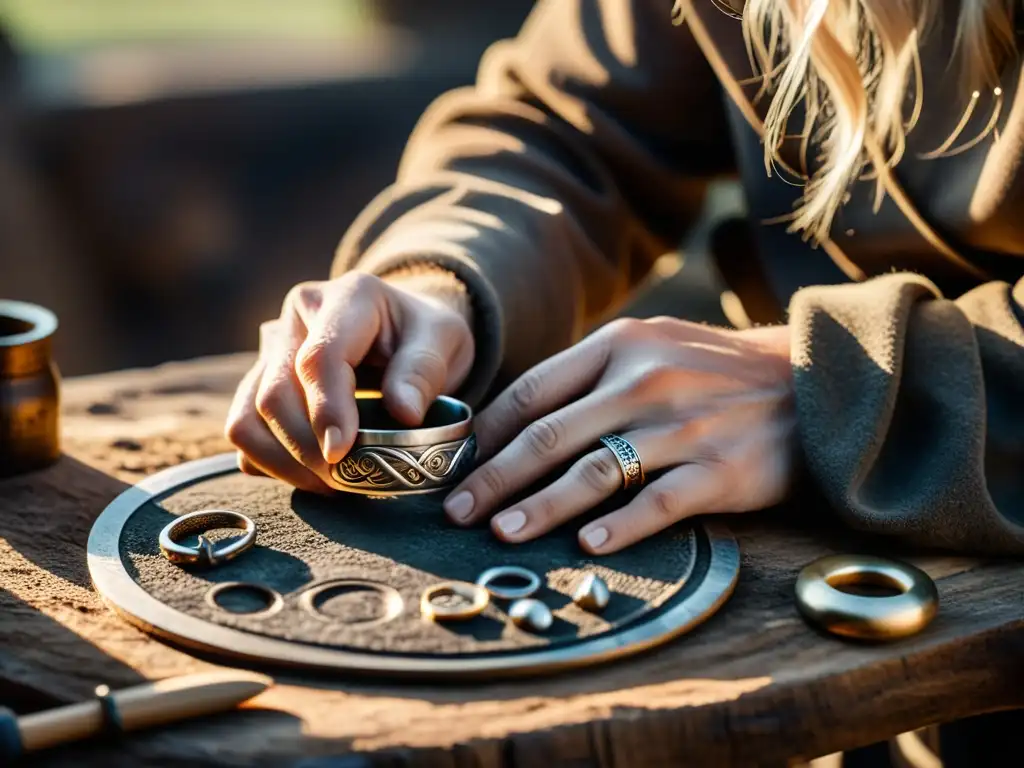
top-left (443, 317), bottom-right (795, 554)
top-left (225, 272), bottom-right (474, 492)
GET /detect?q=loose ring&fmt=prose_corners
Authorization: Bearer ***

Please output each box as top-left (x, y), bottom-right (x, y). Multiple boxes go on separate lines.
top-left (159, 509), bottom-right (256, 568)
top-left (476, 566), bottom-right (542, 601)
top-left (599, 434), bottom-right (645, 490)
top-left (795, 555), bottom-right (938, 641)
top-left (420, 581), bottom-right (489, 622)
top-left (299, 579), bottom-right (405, 626)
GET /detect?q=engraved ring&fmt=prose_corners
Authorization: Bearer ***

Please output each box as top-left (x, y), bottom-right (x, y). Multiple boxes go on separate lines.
top-left (599, 434), bottom-right (646, 490)
top-left (420, 581), bottom-right (490, 621)
top-left (795, 555), bottom-right (938, 641)
top-left (330, 393), bottom-right (476, 496)
top-left (159, 509), bottom-right (257, 568)
top-left (476, 566), bottom-right (542, 600)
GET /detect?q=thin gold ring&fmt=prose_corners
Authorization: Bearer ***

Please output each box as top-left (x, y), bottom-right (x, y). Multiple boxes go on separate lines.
top-left (599, 434), bottom-right (645, 490)
top-left (420, 581), bottom-right (490, 622)
top-left (795, 555), bottom-right (938, 641)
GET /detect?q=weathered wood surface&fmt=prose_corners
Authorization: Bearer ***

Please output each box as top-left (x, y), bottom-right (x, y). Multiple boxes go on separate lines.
top-left (2, 354), bottom-right (1024, 767)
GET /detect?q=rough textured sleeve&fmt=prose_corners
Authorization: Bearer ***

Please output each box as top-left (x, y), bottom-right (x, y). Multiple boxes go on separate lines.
top-left (333, 0), bottom-right (734, 405)
top-left (789, 272), bottom-right (1024, 553)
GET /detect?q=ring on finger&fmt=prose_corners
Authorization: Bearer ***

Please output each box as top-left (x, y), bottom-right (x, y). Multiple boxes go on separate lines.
top-left (599, 434), bottom-right (646, 490)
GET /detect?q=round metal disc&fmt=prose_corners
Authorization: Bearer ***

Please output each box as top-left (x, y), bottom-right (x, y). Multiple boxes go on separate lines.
top-left (88, 453), bottom-right (740, 679)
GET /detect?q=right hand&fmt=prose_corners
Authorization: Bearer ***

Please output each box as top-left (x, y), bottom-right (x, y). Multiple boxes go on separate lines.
top-left (225, 272), bottom-right (475, 493)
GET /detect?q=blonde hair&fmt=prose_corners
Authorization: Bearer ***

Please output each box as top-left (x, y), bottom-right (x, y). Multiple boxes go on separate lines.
top-left (691, 0), bottom-right (1017, 244)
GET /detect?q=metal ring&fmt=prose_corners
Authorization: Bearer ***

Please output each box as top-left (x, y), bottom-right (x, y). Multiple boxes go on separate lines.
top-left (330, 393), bottom-right (476, 496)
top-left (795, 555), bottom-right (938, 641)
top-left (420, 581), bottom-right (489, 622)
top-left (159, 509), bottom-right (256, 568)
top-left (205, 582), bottom-right (284, 618)
top-left (300, 579), bottom-right (404, 626)
top-left (599, 434), bottom-right (646, 490)
top-left (476, 566), bottom-right (542, 601)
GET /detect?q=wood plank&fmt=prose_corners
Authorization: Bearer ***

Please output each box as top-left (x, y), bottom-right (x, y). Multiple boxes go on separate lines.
top-left (1, 354), bottom-right (1022, 767)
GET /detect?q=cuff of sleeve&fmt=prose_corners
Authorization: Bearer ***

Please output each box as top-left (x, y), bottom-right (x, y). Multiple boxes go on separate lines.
top-left (336, 249), bottom-right (505, 411)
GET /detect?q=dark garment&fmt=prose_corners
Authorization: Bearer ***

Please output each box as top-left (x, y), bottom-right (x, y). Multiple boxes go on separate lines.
top-left (332, 0), bottom-right (1024, 554)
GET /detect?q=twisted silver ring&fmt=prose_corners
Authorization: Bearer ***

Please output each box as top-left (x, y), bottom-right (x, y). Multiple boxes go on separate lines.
top-left (599, 434), bottom-right (645, 490)
top-left (159, 509), bottom-right (256, 567)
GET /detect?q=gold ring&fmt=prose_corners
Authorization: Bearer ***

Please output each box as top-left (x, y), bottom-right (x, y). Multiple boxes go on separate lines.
top-left (420, 581), bottom-right (489, 622)
top-left (795, 555), bottom-right (938, 641)
top-left (599, 434), bottom-right (645, 490)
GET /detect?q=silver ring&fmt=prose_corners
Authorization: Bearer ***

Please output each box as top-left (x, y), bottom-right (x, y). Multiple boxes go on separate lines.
top-left (299, 579), bottom-right (405, 626)
top-left (599, 434), bottom-right (645, 490)
top-left (205, 582), bottom-right (283, 617)
top-left (159, 509), bottom-right (256, 567)
top-left (476, 566), bottom-right (542, 600)
top-left (330, 392), bottom-right (476, 496)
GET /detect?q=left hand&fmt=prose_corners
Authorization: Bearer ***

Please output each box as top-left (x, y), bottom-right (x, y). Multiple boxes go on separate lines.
top-left (442, 317), bottom-right (797, 554)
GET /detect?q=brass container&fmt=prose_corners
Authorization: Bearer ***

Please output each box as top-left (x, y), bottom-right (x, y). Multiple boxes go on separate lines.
top-left (0, 300), bottom-right (60, 477)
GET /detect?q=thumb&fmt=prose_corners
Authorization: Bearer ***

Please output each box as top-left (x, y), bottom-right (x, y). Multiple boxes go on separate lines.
top-left (382, 313), bottom-right (472, 425)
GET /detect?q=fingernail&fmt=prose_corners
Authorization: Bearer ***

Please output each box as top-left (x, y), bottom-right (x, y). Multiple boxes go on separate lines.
top-left (398, 383), bottom-right (425, 419)
top-left (582, 526), bottom-right (609, 550)
top-left (445, 490), bottom-right (475, 521)
top-left (323, 426), bottom-right (345, 463)
top-left (495, 510), bottom-right (527, 536)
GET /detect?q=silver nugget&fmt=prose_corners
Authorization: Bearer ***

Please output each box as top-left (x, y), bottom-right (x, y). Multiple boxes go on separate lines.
top-left (508, 598), bottom-right (553, 633)
top-left (572, 573), bottom-right (610, 613)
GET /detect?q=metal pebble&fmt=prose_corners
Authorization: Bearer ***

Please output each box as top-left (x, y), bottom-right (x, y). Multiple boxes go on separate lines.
top-left (573, 573), bottom-right (610, 613)
top-left (508, 598), bottom-right (553, 633)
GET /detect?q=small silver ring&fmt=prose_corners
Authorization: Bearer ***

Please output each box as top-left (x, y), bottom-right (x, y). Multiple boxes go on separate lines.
top-left (476, 566), bottom-right (542, 600)
top-left (159, 509), bottom-right (256, 568)
top-left (599, 434), bottom-right (646, 490)
top-left (205, 582), bottom-right (283, 618)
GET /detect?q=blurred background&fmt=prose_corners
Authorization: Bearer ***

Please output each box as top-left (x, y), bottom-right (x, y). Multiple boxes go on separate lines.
top-left (0, 0), bottom-right (538, 375)
top-left (0, 0), bottom-right (735, 377)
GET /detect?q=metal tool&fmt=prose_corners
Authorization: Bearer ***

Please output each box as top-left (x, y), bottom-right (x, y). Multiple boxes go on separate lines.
top-left (330, 392), bottom-right (475, 496)
top-left (0, 671), bottom-right (270, 759)
top-left (159, 509), bottom-right (257, 567)
top-left (0, 300), bottom-right (60, 477)
top-left (476, 565), bottom-right (542, 601)
top-left (420, 581), bottom-right (490, 621)
top-left (508, 599), bottom-right (554, 633)
top-left (795, 555), bottom-right (938, 641)
top-left (572, 573), bottom-right (610, 613)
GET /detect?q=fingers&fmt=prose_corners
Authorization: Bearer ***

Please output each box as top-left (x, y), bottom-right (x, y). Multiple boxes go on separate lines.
top-left (293, 280), bottom-right (382, 464)
top-left (225, 361), bottom-right (333, 494)
top-left (255, 318), bottom-right (332, 480)
top-left (578, 462), bottom-right (723, 555)
top-left (472, 333), bottom-right (611, 458)
top-left (381, 308), bottom-right (473, 426)
top-left (444, 389), bottom-right (627, 526)
top-left (486, 422), bottom-right (715, 543)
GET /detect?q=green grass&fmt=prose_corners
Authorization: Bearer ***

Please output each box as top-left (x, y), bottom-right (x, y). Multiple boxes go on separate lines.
top-left (0, 0), bottom-right (372, 51)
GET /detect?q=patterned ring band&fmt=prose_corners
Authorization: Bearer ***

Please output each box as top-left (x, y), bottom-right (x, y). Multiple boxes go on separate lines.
top-left (599, 434), bottom-right (646, 491)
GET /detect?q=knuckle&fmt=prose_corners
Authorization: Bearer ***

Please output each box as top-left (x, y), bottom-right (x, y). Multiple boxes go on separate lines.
top-left (476, 464), bottom-right (506, 498)
top-left (224, 416), bottom-right (250, 449)
top-left (511, 371), bottom-right (544, 411)
top-left (295, 338), bottom-right (330, 381)
top-left (283, 281), bottom-right (321, 313)
top-left (578, 452), bottom-right (621, 492)
top-left (401, 348), bottom-right (447, 392)
top-left (604, 317), bottom-right (644, 340)
top-left (626, 365), bottom-right (674, 401)
top-left (254, 380), bottom-right (287, 419)
top-left (651, 487), bottom-right (681, 520)
top-left (342, 271), bottom-right (382, 295)
top-left (523, 417), bottom-right (562, 458)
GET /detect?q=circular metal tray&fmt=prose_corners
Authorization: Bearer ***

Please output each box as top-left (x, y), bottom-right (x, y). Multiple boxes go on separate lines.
top-left (88, 453), bottom-right (740, 679)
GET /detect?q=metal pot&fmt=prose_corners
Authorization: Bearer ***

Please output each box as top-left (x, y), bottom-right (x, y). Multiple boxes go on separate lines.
top-left (0, 300), bottom-right (60, 477)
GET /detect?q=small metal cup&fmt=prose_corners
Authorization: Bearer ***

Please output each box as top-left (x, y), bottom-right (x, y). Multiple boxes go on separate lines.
top-left (330, 392), bottom-right (475, 496)
top-left (0, 301), bottom-right (60, 477)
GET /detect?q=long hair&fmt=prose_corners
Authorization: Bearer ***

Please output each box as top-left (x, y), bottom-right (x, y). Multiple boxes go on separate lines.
top-left (714, 0), bottom-right (1017, 243)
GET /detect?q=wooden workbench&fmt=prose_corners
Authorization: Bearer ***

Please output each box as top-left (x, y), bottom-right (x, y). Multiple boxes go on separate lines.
top-left (2, 354), bottom-right (1023, 767)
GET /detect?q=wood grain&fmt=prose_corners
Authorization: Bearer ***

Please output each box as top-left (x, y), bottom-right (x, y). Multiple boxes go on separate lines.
top-left (2, 354), bottom-right (1023, 767)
